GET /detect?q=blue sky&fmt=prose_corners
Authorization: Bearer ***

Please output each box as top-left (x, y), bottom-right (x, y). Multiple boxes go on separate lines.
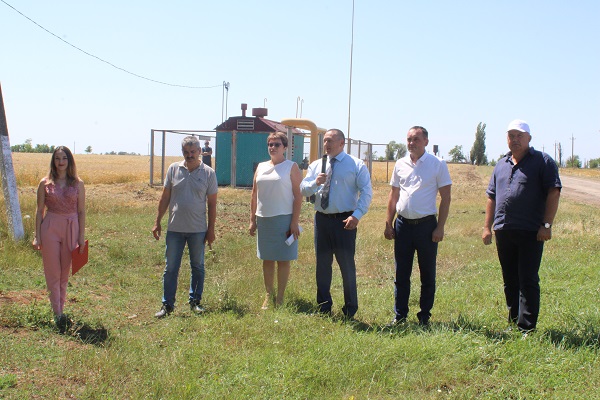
top-left (1, 1), bottom-right (598, 163)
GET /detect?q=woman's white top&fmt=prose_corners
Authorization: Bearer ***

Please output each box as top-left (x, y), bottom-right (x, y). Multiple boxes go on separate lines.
top-left (255, 159), bottom-right (294, 217)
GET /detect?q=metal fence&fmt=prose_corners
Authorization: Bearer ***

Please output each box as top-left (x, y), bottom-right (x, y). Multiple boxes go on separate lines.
top-left (149, 129), bottom-right (215, 185)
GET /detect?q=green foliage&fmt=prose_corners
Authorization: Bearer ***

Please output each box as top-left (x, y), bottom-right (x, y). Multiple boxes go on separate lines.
top-left (1, 169), bottom-right (600, 398)
top-left (589, 158), bottom-right (600, 169)
top-left (85, 146), bottom-right (92, 154)
top-left (566, 155), bottom-right (581, 168)
top-left (0, 375), bottom-right (17, 390)
top-left (385, 141), bottom-right (407, 160)
top-left (469, 122), bottom-right (488, 165)
top-left (10, 139), bottom-right (55, 153)
top-left (448, 145), bottom-right (467, 163)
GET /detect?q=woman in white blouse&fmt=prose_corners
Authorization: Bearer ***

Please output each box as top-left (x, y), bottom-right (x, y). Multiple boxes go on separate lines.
top-left (249, 132), bottom-right (302, 309)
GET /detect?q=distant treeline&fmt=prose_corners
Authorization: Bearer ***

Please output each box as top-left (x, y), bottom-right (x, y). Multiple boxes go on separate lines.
top-left (10, 140), bottom-right (140, 156)
top-left (11, 141), bottom-right (54, 153)
top-left (103, 151), bottom-right (141, 156)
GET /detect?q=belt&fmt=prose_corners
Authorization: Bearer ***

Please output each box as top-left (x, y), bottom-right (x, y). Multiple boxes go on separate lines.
top-left (46, 211), bottom-right (79, 250)
top-left (317, 211), bottom-right (354, 219)
top-left (398, 214), bottom-right (436, 225)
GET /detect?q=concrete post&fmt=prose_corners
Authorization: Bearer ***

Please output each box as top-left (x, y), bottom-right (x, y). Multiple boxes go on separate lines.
top-left (0, 84), bottom-right (25, 240)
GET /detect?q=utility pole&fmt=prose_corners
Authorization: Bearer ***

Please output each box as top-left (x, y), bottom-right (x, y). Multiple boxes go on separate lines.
top-left (221, 81), bottom-right (230, 123)
top-left (570, 134), bottom-right (576, 167)
top-left (0, 84), bottom-right (25, 240)
top-left (346, 0), bottom-right (355, 154)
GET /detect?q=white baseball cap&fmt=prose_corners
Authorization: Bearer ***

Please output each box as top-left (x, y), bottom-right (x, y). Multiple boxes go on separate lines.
top-left (506, 119), bottom-right (530, 134)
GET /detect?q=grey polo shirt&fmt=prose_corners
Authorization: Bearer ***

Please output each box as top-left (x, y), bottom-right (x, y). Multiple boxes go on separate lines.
top-left (164, 161), bottom-right (218, 233)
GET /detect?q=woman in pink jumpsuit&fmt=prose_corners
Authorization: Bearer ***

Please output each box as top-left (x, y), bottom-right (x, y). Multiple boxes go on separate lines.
top-left (32, 146), bottom-right (86, 332)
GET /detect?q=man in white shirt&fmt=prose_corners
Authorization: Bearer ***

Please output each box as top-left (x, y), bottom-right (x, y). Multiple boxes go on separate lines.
top-left (384, 126), bottom-right (452, 326)
top-left (301, 129), bottom-right (372, 318)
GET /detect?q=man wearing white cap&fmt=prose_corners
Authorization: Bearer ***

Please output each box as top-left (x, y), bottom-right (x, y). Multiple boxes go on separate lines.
top-left (482, 119), bottom-right (561, 334)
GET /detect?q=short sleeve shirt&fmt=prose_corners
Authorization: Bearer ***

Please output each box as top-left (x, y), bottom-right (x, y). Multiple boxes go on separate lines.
top-left (164, 161), bottom-right (218, 233)
top-left (486, 147), bottom-right (561, 231)
top-left (390, 152), bottom-right (452, 219)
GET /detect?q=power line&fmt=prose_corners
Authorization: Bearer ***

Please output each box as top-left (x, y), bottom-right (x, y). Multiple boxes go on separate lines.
top-left (1, 0), bottom-right (221, 89)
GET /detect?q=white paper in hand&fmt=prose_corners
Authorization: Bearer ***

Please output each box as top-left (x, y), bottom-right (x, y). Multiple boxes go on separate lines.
top-left (285, 225), bottom-right (303, 246)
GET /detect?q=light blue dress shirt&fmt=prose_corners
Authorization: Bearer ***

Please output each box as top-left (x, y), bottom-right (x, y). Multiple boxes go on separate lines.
top-left (300, 151), bottom-right (372, 220)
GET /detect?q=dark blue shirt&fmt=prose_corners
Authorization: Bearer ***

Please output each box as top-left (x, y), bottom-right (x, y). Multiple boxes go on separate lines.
top-left (487, 147), bottom-right (561, 231)
top-left (201, 146), bottom-right (212, 167)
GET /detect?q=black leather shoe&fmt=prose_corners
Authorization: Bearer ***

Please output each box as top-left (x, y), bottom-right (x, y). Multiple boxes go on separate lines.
top-left (154, 305), bottom-right (173, 318)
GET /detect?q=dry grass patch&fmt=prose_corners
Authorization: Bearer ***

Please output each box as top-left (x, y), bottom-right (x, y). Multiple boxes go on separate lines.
top-left (560, 167), bottom-right (600, 179)
top-left (11, 153), bottom-right (181, 186)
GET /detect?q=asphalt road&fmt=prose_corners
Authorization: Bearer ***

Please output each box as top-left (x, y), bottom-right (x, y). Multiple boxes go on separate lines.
top-left (560, 175), bottom-right (600, 207)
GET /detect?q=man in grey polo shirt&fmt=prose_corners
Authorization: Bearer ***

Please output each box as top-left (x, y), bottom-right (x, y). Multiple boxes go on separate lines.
top-left (152, 136), bottom-right (218, 318)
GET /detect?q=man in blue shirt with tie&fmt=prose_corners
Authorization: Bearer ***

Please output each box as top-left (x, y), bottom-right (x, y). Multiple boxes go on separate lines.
top-left (301, 129), bottom-right (372, 318)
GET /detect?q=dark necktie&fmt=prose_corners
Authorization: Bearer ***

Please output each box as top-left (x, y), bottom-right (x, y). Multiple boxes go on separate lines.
top-left (320, 157), bottom-right (337, 209)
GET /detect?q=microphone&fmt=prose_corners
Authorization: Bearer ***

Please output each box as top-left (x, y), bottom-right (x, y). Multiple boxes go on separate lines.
top-left (321, 155), bottom-right (328, 174)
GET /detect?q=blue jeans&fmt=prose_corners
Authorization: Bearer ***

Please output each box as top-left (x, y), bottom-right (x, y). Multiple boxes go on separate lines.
top-left (393, 216), bottom-right (438, 322)
top-left (162, 231), bottom-right (206, 308)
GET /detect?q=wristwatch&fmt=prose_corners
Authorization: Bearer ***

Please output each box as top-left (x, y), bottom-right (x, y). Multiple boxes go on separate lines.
top-left (543, 222), bottom-right (552, 229)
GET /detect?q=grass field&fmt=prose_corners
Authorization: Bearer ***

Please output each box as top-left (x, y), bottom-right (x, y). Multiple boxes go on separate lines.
top-left (1, 154), bottom-right (599, 399)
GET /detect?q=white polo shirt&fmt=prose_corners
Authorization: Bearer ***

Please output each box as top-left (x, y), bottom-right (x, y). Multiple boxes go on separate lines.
top-left (390, 152), bottom-right (452, 219)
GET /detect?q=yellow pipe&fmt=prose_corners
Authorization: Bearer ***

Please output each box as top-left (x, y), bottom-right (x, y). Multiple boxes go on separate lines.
top-left (281, 118), bottom-right (327, 162)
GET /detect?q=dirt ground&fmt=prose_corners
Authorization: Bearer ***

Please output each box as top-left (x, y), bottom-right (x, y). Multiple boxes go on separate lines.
top-left (559, 175), bottom-right (600, 207)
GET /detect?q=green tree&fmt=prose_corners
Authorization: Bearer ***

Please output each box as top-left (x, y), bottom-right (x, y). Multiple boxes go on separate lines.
top-left (363, 150), bottom-right (378, 160)
top-left (469, 122), bottom-right (488, 165)
top-left (385, 141), bottom-right (397, 160)
top-left (589, 158), bottom-right (600, 169)
top-left (566, 155), bottom-right (581, 168)
top-left (385, 141), bottom-right (407, 160)
top-left (33, 144), bottom-right (54, 153)
top-left (85, 146), bottom-right (93, 154)
top-left (10, 139), bottom-right (51, 153)
top-left (24, 138), bottom-right (33, 152)
top-left (395, 143), bottom-right (407, 159)
top-left (448, 145), bottom-right (467, 163)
